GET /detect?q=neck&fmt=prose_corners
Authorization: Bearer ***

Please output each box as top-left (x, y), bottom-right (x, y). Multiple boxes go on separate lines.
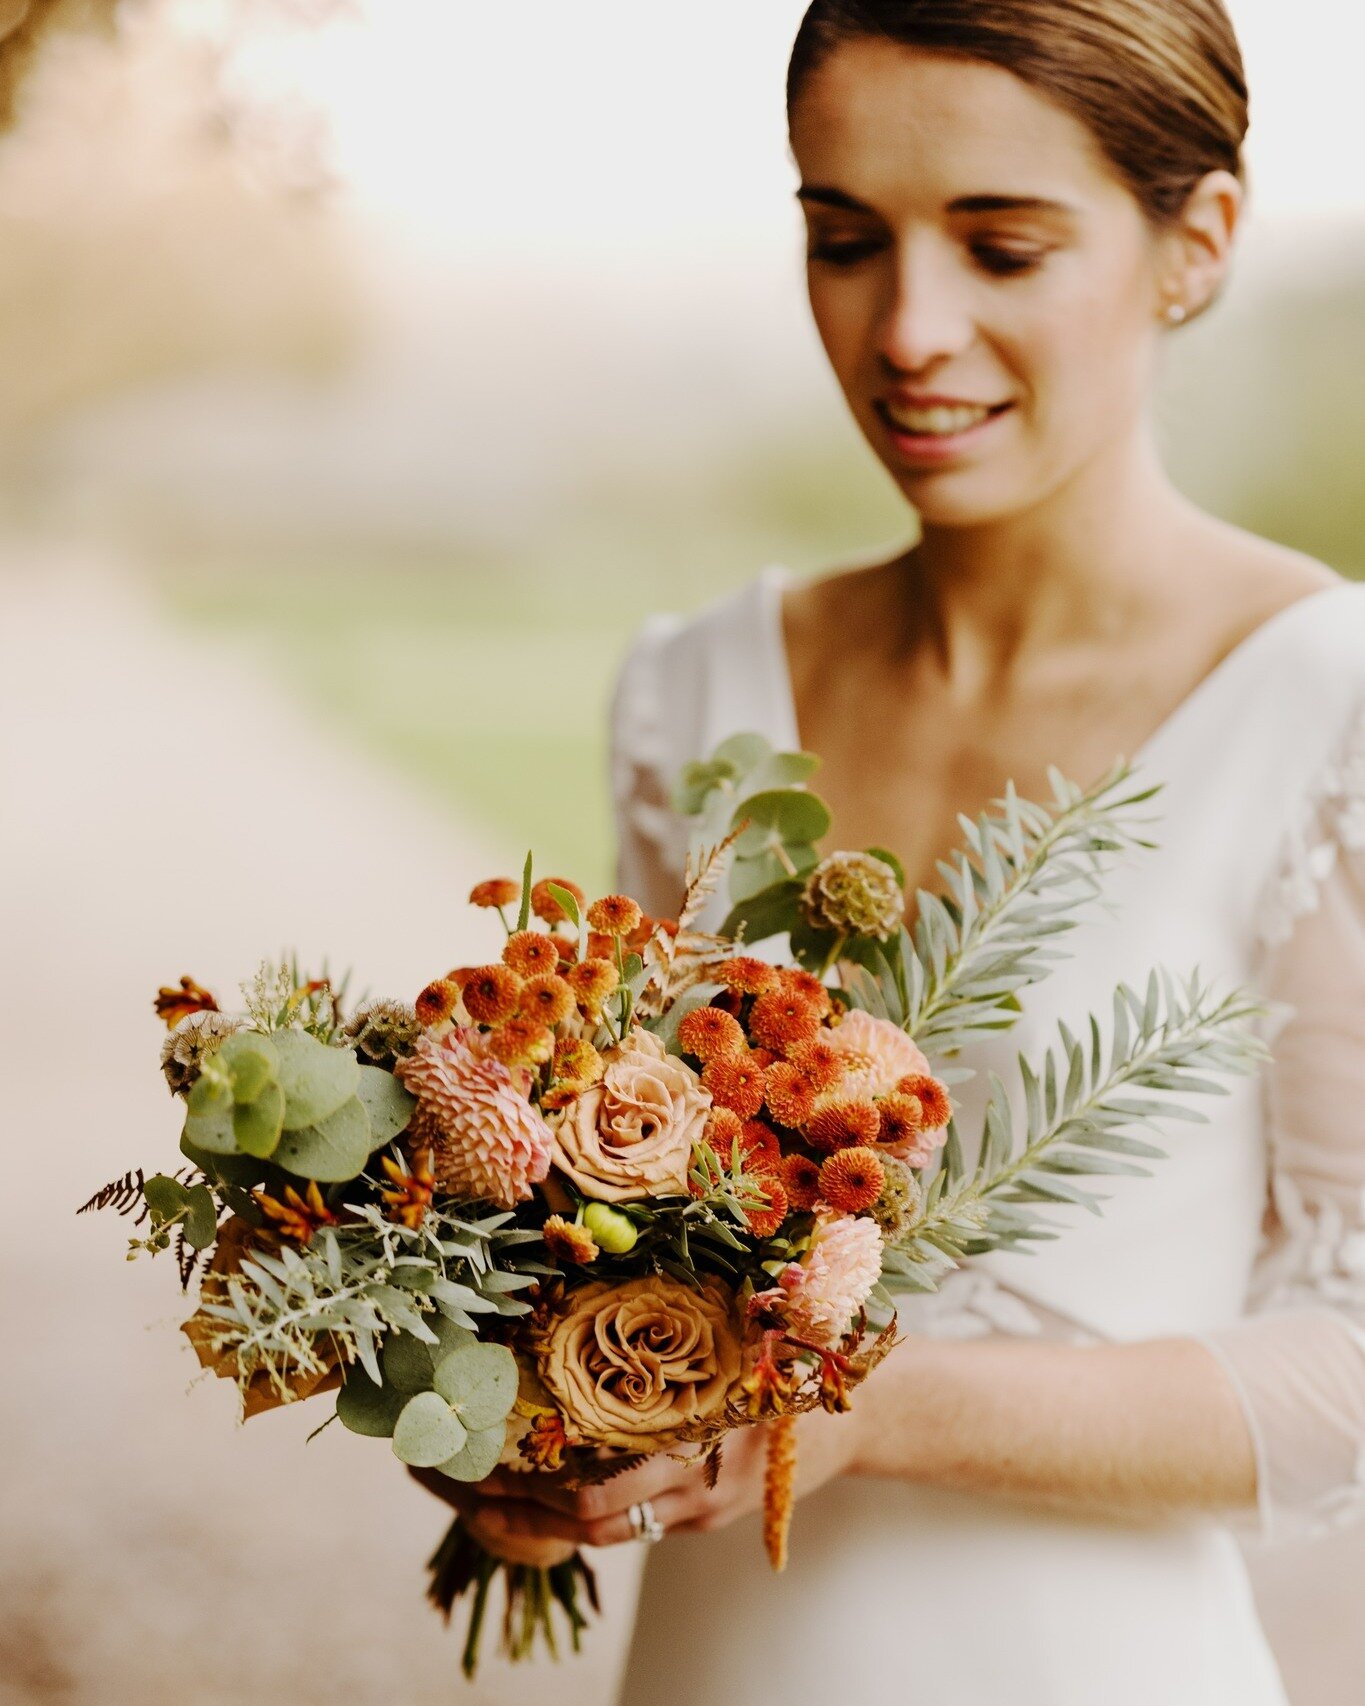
top-left (904, 422), bottom-right (1200, 679)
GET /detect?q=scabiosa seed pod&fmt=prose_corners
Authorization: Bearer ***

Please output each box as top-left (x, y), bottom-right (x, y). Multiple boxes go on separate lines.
top-left (800, 850), bottom-right (906, 941)
top-left (869, 1153), bottom-right (924, 1239)
top-left (342, 998), bottom-right (421, 1069)
top-left (160, 1009), bottom-right (246, 1096)
top-left (461, 965), bottom-right (523, 1025)
top-left (818, 1146), bottom-right (885, 1214)
top-left (503, 930), bottom-right (561, 978)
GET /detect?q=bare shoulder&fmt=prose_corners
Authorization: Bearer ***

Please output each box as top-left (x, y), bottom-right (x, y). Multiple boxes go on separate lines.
top-left (1197, 520), bottom-right (1343, 634)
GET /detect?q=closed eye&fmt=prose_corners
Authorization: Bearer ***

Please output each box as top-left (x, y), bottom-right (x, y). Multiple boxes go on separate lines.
top-left (973, 244), bottom-right (1048, 277)
top-left (806, 237), bottom-right (885, 267)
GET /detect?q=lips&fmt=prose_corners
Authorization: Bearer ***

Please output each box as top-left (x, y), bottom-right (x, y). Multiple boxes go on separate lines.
top-left (876, 397), bottom-right (1013, 438)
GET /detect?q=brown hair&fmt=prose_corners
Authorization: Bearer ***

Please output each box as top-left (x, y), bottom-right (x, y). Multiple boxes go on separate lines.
top-left (787, 0), bottom-right (1248, 226)
top-left (0, 0), bottom-right (117, 128)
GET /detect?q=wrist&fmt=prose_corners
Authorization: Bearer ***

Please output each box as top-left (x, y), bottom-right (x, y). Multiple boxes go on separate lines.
top-left (847, 1330), bottom-right (937, 1480)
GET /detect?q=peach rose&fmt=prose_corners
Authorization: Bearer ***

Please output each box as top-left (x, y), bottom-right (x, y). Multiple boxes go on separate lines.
top-left (550, 1027), bottom-right (710, 1201)
top-left (537, 1275), bottom-right (744, 1449)
top-left (823, 1008), bottom-right (932, 1102)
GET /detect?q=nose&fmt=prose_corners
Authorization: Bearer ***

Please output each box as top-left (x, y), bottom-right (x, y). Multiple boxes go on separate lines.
top-left (875, 245), bottom-right (975, 375)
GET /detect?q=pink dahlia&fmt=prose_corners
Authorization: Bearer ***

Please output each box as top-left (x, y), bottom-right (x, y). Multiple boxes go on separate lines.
top-left (395, 1027), bottom-right (553, 1207)
top-left (783, 1210), bottom-right (883, 1346)
top-left (822, 1009), bottom-right (931, 1103)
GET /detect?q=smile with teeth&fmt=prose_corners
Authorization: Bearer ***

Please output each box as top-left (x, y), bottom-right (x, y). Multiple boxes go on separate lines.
top-left (880, 400), bottom-right (1007, 437)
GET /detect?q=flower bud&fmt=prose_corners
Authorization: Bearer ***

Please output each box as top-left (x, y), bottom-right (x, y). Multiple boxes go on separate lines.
top-left (582, 1201), bottom-right (639, 1255)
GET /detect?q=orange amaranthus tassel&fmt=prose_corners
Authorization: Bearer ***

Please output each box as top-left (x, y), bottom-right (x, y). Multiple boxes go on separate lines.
top-left (764, 1412), bottom-right (798, 1572)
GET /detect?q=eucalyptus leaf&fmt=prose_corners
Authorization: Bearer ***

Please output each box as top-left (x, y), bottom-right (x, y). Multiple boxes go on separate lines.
top-left (272, 1029), bottom-right (361, 1130)
top-left (232, 1079), bottom-right (285, 1159)
top-left (219, 1031), bottom-right (279, 1106)
top-left (392, 1391), bottom-right (467, 1468)
top-left (730, 788), bottom-right (831, 853)
top-left (382, 1332), bottom-right (436, 1394)
top-left (142, 1174), bottom-right (189, 1225)
top-left (179, 1133), bottom-right (265, 1187)
top-left (183, 1184), bottom-right (218, 1249)
top-left (435, 1420), bottom-right (507, 1484)
top-left (273, 1095), bottom-right (372, 1182)
top-left (182, 1095), bottom-right (236, 1156)
top-left (336, 1372), bottom-right (407, 1438)
top-left (356, 1065), bottom-right (416, 1148)
top-left (432, 1343), bottom-right (518, 1430)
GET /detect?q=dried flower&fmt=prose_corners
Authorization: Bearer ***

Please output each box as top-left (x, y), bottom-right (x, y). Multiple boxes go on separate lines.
top-left (748, 990), bottom-right (823, 1055)
top-left (460, 965), bottom-right (523, 1026)
top-left (519, 974), bottom-right (575, 1028)
top-left (154, 976), bottom-right (219, 1029)
top-left (824, 1009), bottom-right (931, 1102)
top-left (677, 1005), bottom-right (746, 1063)
top-left (531, 877), bottom-right (585, 925)
top-left (470, 877), bottom-right (522, 910)
top-left (780, 1152), bottom-right (822, 1211)
top-left (784, 1210), bottom-right (883, 1345)
top-left (869, 1153), bottom-right (923, 1239)
top-left (486, 1016), bottom-right (555, 1069)
top-left (520, 1410), bottom-right (575, 1471)
top-left (414, 978), bottom-right (460, 1028)
top-left (253, 1179), bottom-right (337, 1245)
top-left (503, 930), bottom-right (561, 978)
top-left (818, 1146), bottom-right (885, 1214)
top-left (160, 1009), bottom-right (245, 1096)
top-left (566, 957), bottom-right (620, 1014)
top-left (716, 956), bottom-right (781, 997)
top-left (379, 1150), bottom-right (436, 1230)
top-left (800, 850), bottom-right (905, 941)
top-left (342, 999), bottom-right (420, 1068)
top-left (551, 1029), bottom-right (710, 1201)
top-left (806, 1098), bottom-right (881, 1154)
top-left (764, 1413), bottom-right (798, 1572)
top-left (395, 1028), bottom-right (554, 1206)
top-left (587, 894), bottom-right (644, 936)
top-left (542, 1214), bottom-right (600, 1265)
top-left (702, 1051), bottom-right (767, 1120)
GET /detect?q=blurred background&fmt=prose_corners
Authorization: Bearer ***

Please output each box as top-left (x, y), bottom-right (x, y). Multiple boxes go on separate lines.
top-left (1, 1), bottom-right (1362, 1701)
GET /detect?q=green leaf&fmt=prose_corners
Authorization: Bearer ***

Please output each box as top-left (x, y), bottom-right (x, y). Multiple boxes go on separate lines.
top-left (712, 731), bottom-right (773, 773)
top-left (731, 789), bottom-right (832, 854)
top-left (517, 850), bottom-right (533, 932)
top-left (356, 1066), bottom-right (416, 1148)
top-left (435, 1420), bottom-right (507, 1484)
top-left (432, 1343), bottom-right (518, 1430)
top-left (546, 883), bottom-right (581, 929)
top-left (730, 847), bottom-right (816, 902)
top-left (719, 877), bottom-right (803, 945)
top-left (232, 1079), bottom-right (285, 1158)
top-left (383, 1331), bottom-right (437, 1394)
top-left (865, 846), bottom-right (907, 887)
top-left (219, 1031), bottom-right (279, 1106)
top-left (392, 1391), bottom-right (468, 1467)
top-left (179, 1133), bottom-right (265, 1187)
top-left (183, 1184), bottom-right (218, 1249)
top-left (273, 1095), bottom-right (372, 1182)
top-left (272, 1030), bottom-right (361, 1131)
top-left (142, 1174), bottom-right (189, 1225)
top-left (336, 1372), bottom-right (407, 1438)
top-left (184, 1080), bottom-right (236, 1154)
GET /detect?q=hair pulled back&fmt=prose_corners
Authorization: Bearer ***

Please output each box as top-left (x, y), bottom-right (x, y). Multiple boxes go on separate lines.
top-left (787, 0), bottom-right (1248, 226)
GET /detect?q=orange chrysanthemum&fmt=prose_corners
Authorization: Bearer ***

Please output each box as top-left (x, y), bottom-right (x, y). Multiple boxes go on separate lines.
top-left (677, 1005), bottom-right (745, 1063)
top-left (586, 894), bottom-right (644, 937)
top-left (740, 1120), bottom-right (782, 1170)
top-left (485, 1016), bottom-right (554, 1068)
top-left (749, 990), bottom-right (823, 1056)
top-left (531, 877), bottom-right (585, 925)
top-left (894, 1073), bottom-right (953, 1130)
top-left (876, 1092), bottom-right (924, 1149)
top-left (763, 1062), bottom-right (818, 1130)
top-left (780, 1152), bottom-right (822, 1211)
top-left (716, 956), bottom-right (781, 997)
top-left (555, 935), bottom-right (579, 966)
top-left (461, 965), bottom-right (523, 1025)
top-left (519, 974), bottom-right (575, 1027)
top-left (701, 1106), bottom-right (744, 1165)
top-left (565, 957), bottom-right (620, 1012)
top-left (503, 930), bottom-right (561, 978)
top-left (777, 966), bottom-right (834, 1017)
top-left (818, 1145), bottom-right (886, 1214)
top-left (586, 931), bottom-right (616, 961)
top-left (414, 979), bottom-right (460, 1028)
top-left (786, 1038), bottom-right (846, 1094)
top-left (469, 877), bottom-right (521, 910)
top-left (806, 1098), bottom-right (882, 1154)
top-left (553, 1036), bottom-right (605, 1088)
top-left (703, 1051), bottom-right (768, 1120)
top-left (744, 1173), bottom-right (789, 1239)
top-left (750, 1047), bottom-right (779, 1069)
top-left (542, 1214), bottom-right (600, 1265)
top-left (154, 976), bottom-right (219, 1029)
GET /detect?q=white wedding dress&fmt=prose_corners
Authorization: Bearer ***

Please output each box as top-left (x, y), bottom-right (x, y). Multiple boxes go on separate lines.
top-left (606, 564), bottom-right (1365, 1706)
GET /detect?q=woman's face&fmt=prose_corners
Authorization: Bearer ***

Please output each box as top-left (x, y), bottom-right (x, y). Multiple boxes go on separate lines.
top-left (789, 42), bottom-right (1173, 528)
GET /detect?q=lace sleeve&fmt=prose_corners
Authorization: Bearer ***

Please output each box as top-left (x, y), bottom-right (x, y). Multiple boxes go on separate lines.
top-left (1193, 715), bottom-right (1365, 1544)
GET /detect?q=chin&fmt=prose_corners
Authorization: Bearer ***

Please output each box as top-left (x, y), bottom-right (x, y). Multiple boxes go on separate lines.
top-left (886, 469), bottom-right (1034, 530)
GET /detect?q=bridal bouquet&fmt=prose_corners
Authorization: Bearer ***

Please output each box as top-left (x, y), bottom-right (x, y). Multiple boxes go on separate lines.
top-left (83, 736), bottom-right (1263, 1675)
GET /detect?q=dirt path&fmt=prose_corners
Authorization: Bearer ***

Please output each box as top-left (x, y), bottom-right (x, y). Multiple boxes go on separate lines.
top-left (0, 555), bottom-right (642, 1706)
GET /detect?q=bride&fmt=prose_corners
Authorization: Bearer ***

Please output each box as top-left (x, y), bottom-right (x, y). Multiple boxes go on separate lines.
top-left (420, 2), bottom-right (1365, 1700)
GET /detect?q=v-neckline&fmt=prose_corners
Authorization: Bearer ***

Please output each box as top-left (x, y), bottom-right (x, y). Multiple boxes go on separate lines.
top-left (755, 562), bottom-right (1356, 775)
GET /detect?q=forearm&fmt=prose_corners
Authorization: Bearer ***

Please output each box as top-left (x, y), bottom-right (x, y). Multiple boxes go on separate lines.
top-left (851, 1331), bottom-right (1258, 1520)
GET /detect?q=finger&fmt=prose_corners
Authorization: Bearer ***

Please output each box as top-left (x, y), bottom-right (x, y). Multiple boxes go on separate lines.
top-left (512, 1453), bottom-right (707, 1522)
top-left (472, 1486), bottom-right (702, 1550)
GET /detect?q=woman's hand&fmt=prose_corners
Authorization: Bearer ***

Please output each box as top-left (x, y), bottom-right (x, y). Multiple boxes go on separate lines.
top-left (414, 1405), bottom-right (863, 1552)
top-left (407, 1465), bottom-right (580, 1568)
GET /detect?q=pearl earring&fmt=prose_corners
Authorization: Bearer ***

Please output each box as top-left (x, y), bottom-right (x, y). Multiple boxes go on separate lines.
top-left (1163, 301), bottom-right (1188, 325)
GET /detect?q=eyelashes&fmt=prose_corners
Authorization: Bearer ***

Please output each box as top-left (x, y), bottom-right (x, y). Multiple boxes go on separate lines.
top-left (805, 238), bottom-right (1050, 277)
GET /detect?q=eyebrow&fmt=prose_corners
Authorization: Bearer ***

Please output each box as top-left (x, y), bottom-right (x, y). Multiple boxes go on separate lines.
top-left (795, 185), bottom-right (1079, 217)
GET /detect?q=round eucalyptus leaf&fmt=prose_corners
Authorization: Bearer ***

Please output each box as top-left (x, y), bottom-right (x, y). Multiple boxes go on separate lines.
top-left (273, 1095), bottom-right (371, 1182)
top-left (429, 1317), bottom-right (477, 1361)
top-left (432, 1343), bottom-right (518, 1431)
top-left (336, 1372), bottom-right (407, 1438)
top-left (382, 1331), bottom-right (436, 1395)
top-left (356, 1065), bottom-right (415, 1148)
top-left (183, 1096), bottom-right (236, 1156)
top-left (272, 1029), bottom-right (361, 1131)
top-left (435, 1420), bottom-right (507, 1485)
top-left (220, 1031), bottom-right (278, 1106)
top-left (232, 1079), bottom-right (285, 1159)
top-left (179, 1133), bottom-right (265, 1187)
top-left (183, 1184), bottom-right (218, 1250)
top-left (142, 1174), bottom-right (189, 1225)
top-left (730, 788), bottom-right (831, 855)
top-left (392, 1392), bottom-right (468, 1467)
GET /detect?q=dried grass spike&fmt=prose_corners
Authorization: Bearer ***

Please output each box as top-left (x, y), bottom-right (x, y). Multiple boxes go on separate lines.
top-left (764, 1413), bottom-right (798, 1572)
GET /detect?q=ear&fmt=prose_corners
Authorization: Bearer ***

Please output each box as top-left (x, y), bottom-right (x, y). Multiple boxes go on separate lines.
top-left (1156, 169), bottom-right (1244, 318)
